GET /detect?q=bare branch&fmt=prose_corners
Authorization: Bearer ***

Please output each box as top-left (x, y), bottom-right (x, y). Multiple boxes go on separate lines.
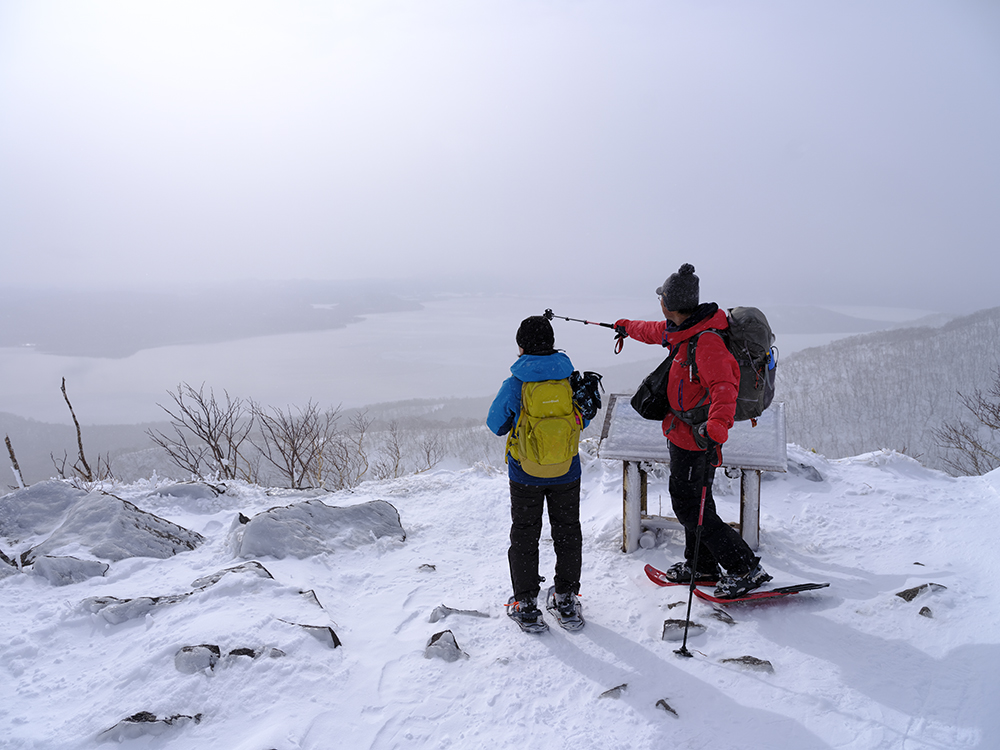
top-left (934, 366), bottom-right (1000, 475)
top-left (146, 383), bottom-right (253, 480)
top-left (251, 401), bottom-right (339, 489)
top-left (61, 377), bottom-right (93, 481)
top-left (6, 434), bottom-right (26, 489)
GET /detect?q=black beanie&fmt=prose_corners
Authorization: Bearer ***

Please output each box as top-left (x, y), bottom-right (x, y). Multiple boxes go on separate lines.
top-left (516, 316), bottom-right (555, 355)
top-left (657, 263), bottom-right (700, 312)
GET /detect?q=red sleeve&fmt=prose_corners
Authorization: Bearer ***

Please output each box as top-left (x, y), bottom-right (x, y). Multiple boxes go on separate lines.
top-left (623, 319), bottom-right (668, 346)
top-left (695, 332), bottom-right (740, 436)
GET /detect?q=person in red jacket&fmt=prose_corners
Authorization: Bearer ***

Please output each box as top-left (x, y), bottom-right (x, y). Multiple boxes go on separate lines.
top-left (615, 264), bottom-right (771, 599)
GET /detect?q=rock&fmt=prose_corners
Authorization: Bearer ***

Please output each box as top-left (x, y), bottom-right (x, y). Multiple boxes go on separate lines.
top-left (721, 655), bottom-right (774, 673)
top-left (656, 698), bottom-right (678, 717)
top-left (428, 605), bottom-right (491, 623)
top-left (83, 594), bottom-right (188, 625)
top-left (147, 482), bottom-right (221, 501)
top-left (232, 499), bottom-right (405, 559)
top-left (228, 647), bottom-right (257, 658)
top-left (419, 563), bottom-right (437, 572)
top-left (787, 462), bottom-right (824, 482)
top-left (99, 712), bottom-right (202, 741)
top-left (191, 561), bottom-right (274, 589)
top-left (174, 644), bottom-right (221, 674)
top-left (17, 489), bottom-right (203, 564)
top-left (424, 630), bottom-right (468, 662)
top-left (919, 606), bottom-right (933, 618)
top-left (279, 620), bottom-right (343, 649)
top-left (0, 480), bottom-right (85, 538)
top-left (896, 583), bottom-right (947, 602)
top-left (599, 683), bottom-right (628, 699)
top-left (710, 607), bottom-right (736, 625)
top-left (31, 555), bottom-right (109, 586)
top-left (661, 619), bottom-right (705, 641)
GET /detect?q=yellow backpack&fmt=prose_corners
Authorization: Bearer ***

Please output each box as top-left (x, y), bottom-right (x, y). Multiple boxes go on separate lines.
top-left (506, 379), bottom-right (582, 478)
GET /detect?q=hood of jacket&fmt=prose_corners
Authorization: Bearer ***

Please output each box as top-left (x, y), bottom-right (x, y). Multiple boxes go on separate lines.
top-left (509, 351), bottom-right (575, 383)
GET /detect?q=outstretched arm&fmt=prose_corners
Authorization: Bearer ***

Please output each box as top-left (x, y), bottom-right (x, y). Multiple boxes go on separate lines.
top-left (615, 319), bottom-right (669, 347)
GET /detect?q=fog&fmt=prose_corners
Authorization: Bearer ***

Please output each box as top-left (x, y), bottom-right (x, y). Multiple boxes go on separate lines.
top-left (2, 1), bottom-right (999, 311)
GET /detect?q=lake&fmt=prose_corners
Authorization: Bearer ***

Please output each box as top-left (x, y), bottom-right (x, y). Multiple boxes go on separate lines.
top-left (0, 295), bottom-right (932, 425)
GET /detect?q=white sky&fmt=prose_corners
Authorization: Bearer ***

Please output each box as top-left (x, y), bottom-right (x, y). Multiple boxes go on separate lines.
top-left (1, 0), bottom-right (999, 310)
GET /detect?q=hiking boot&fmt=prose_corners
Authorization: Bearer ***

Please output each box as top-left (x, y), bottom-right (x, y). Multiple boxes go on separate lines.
top-left (664, 560), bottom-right (721, 584)
top-left (713, 563), bottom-right (773, 599)
top-left (506, 596), bottom-right (548, 634)
top-left (545, 586), bottom-right (585, 631)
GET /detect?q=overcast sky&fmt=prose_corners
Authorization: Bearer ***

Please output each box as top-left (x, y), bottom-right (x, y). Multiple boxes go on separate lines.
top-left (1, 0), bottom-right (998, 311)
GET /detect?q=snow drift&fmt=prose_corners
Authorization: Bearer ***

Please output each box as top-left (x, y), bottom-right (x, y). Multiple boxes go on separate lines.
top-left (1, 447), bottom-right (998, 749)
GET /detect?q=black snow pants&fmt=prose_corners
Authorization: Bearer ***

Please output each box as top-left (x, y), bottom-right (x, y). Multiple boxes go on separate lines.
top-left (668, 442), bottom-right (756, 575)
top-left (508, 478), bottom-right (582, 602)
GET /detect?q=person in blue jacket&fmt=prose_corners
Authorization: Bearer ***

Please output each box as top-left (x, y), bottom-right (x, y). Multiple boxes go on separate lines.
top-left (488, 315), bottom-right (587, 633)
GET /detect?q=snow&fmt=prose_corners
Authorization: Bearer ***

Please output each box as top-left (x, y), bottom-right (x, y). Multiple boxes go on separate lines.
top-left (2, 444), bottom-right (999, 749)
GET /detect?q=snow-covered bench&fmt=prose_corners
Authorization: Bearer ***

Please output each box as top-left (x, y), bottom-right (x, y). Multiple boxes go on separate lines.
top-left (597, 395), bottom-right (787, 553)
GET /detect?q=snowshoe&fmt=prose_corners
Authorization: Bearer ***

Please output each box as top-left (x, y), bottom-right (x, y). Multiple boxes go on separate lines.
top-left (662, 560), bottom-right (721, 584)
top-left (714, 563), bottom-right (772, 599)
top-left (506, 596), bottom-right (548, 634)
top-left (545, 586), bottom-right (585, 632)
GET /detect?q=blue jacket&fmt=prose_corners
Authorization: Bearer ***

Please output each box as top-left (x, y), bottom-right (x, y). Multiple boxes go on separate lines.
top-left (487, 352), bottom-right (588, 486)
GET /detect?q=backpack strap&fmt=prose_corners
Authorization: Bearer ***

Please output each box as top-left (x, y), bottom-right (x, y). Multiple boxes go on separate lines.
top-left (668, 329), bottom-right (724, 429)
top-left (682, 329), bottom-right (725, 384)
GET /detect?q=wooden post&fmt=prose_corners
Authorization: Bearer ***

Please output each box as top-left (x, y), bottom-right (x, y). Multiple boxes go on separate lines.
top-left (739, 469), bottom-right (761, 550)
top-left (622, 460), bottom-right (646, 553)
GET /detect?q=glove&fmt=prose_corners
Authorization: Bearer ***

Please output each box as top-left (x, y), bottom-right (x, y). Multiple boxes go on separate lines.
top-left (693, 422), bottom-right (711, 450)
top-left (614, 319), bottom-right (630, 337)
top-left (705, 420), bottom-right (729, 445)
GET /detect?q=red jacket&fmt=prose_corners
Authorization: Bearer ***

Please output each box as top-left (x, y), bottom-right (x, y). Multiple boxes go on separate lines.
top-left (621, 307), bottom-right (739, 451)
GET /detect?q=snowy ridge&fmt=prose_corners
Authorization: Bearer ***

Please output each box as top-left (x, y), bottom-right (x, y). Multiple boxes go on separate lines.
top-left (1, 445), bottom-right (998, 749)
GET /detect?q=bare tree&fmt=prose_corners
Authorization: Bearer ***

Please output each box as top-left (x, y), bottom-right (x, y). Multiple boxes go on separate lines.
top-left (147, 383), bottom-right (253, 480)
top-left (372, 420), bottom-right (405, 480)
top-left (933, 366), bottom-right (1000, 475)
top-left (323, 411), bottom-right (371, 489)
top-left (252, 401), bottom-right (340, 489)
top-left (53, 378), bottom-right (114, 482)
top-left (414, 430), bottom-right (444, 473)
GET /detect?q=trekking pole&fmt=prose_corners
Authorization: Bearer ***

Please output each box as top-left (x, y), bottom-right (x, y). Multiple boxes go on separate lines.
top-left (543, 309), bottom-right (626, 354)
top-left (675, 452), bottom-right (716, 658)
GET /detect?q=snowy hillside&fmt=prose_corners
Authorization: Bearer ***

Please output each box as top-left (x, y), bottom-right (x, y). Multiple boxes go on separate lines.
top-left (2, 443), bottom-right (998, 750)
top-left (778, 306), bottom-right (1000, 473)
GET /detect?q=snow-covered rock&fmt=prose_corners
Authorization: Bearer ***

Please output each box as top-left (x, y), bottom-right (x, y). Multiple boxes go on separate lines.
top-left (230, 498), bottom-right (405, 559)
top-left (424, 630), bottom-right (468, 662)
top-left (27, 492), bottom-right (203, 563)
top-left (30, 555), bottom-right (108, 586)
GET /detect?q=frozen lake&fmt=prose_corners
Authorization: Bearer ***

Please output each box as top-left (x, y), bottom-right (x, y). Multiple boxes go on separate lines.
top-left (0, 295), bottom-right (937, 425)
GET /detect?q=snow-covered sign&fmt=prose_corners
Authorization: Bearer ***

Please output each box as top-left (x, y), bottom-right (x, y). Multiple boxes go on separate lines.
top-left (598, 394), bottom-right (787, 472)
top-left (597, 395), bottom-right (787, 552)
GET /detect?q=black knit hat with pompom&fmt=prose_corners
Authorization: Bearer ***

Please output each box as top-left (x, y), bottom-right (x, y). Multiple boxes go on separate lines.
top-left (516, 316), bottom-right (555, 355)
top-left (656, 263), bottom-right (700, 312)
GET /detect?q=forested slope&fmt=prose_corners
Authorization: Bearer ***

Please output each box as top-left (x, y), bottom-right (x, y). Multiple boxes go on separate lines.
top-left (777, 307), bottom-right (1000, 473)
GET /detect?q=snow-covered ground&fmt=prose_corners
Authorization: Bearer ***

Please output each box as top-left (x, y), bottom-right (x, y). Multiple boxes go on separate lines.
top-left (2, 443), bottom-right (998, 750)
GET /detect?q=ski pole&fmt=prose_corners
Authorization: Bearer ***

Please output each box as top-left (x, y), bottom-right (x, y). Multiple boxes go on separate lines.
top-left (543, 309), bottom-right (626, 354)
top-left (675, 457), bottom-right (713, 659)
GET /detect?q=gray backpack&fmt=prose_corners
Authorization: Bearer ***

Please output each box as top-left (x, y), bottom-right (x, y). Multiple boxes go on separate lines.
top-left (685, 306), bottom-right (777, 424)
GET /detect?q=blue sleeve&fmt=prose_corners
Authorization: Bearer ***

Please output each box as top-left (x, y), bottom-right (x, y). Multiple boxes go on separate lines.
top-left (487, 377), bottom-right (520, 436)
